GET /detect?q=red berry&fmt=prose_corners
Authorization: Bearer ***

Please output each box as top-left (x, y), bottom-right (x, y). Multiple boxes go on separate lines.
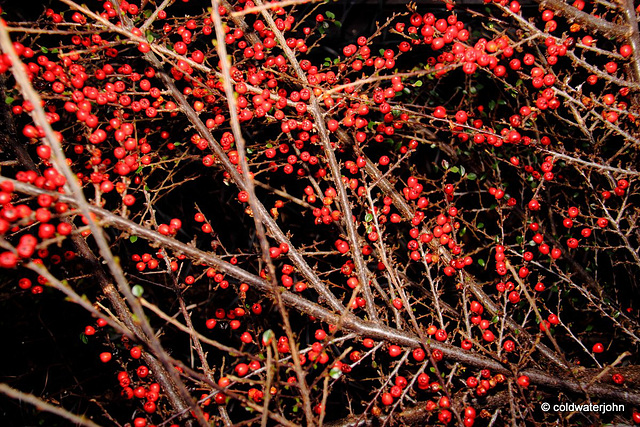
top-left (517, 375), bottom-right (530, 387)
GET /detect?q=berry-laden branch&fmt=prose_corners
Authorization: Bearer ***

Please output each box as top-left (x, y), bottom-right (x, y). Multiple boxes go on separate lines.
top-left (0, 21), bottom-right (210, 426)
top-left (254, 0), bottom-right (380, 322)
top-left (0, 0), bottom-right (638, 425)
top-left (4, 177), bottom-right (640, 406)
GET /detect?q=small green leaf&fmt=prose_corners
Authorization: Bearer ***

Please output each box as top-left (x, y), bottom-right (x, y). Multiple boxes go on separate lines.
top-left (130, 235), bottom-right (138, 243)
top-left (450, 166), bottom-right (459, 174)
top-left (325, 11), bottom-right (335, 19)
top-left (334, 20), bottom-right (342, 28)
top-left (478, 259), bottom-right (485, 267)
top-left (585, 324), bottom-right (593, 332)
top-left (147, 34), bottom-right (154, 43)
top-left (4, 96), bottom-right (14, 105)
top-left (80, 333), bottom-right (88, 344)
top-left (132, 285), bottom-right (144, 297)
top-left (329, 367), bottom-right (341, 379)
top-left (40, 46), bottom-right (49, 53)
top-left (364, 213), bottom-right (373, 222)
top-left (414, 80), bottom-right (423, 87)
top-left (477, 222), bottom-right (484, 229)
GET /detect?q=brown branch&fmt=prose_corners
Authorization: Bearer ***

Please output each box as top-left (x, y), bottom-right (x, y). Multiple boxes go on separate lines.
top-left (0, 383), bottom-right (102, 427)
top-left (536, 0), bottom-right (626, 38)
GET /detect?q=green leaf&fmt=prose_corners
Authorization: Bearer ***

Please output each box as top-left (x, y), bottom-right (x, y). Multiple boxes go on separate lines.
top-left (50, 48), bottom-right (59, 54)
top-left (414, 80), bottom-right (423, 87)
top-left (40, 46), bottom-right (49, 53)
top-left (450, 166), bottom-right (459, 174)
top-left (329, 367), bottom-right (341, 379)
top-left (80, 333), bottom-right (88, 344)
top-left (477, 222), bottom-right (484, 229)
top-left (130, 235), bottom-right (138, 243)
top-left (364, 213), bottom-right (373, 222)
top-left (147, 34), bottom-right (155, 43)
top-left (334, 20), bottom-right (342, 28)
top-left (478, 259), bottom-right (485, 267)
top-left (585, 324), bottom-right (593, 332)
top-left (4, 96), bottom-right (14, 105)
top-left (132, 285), bottom-right (144, 297)
top-left (325, 11), bottom-right (335, 19)
top-left (467, 173), bottom-right (477, 180)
